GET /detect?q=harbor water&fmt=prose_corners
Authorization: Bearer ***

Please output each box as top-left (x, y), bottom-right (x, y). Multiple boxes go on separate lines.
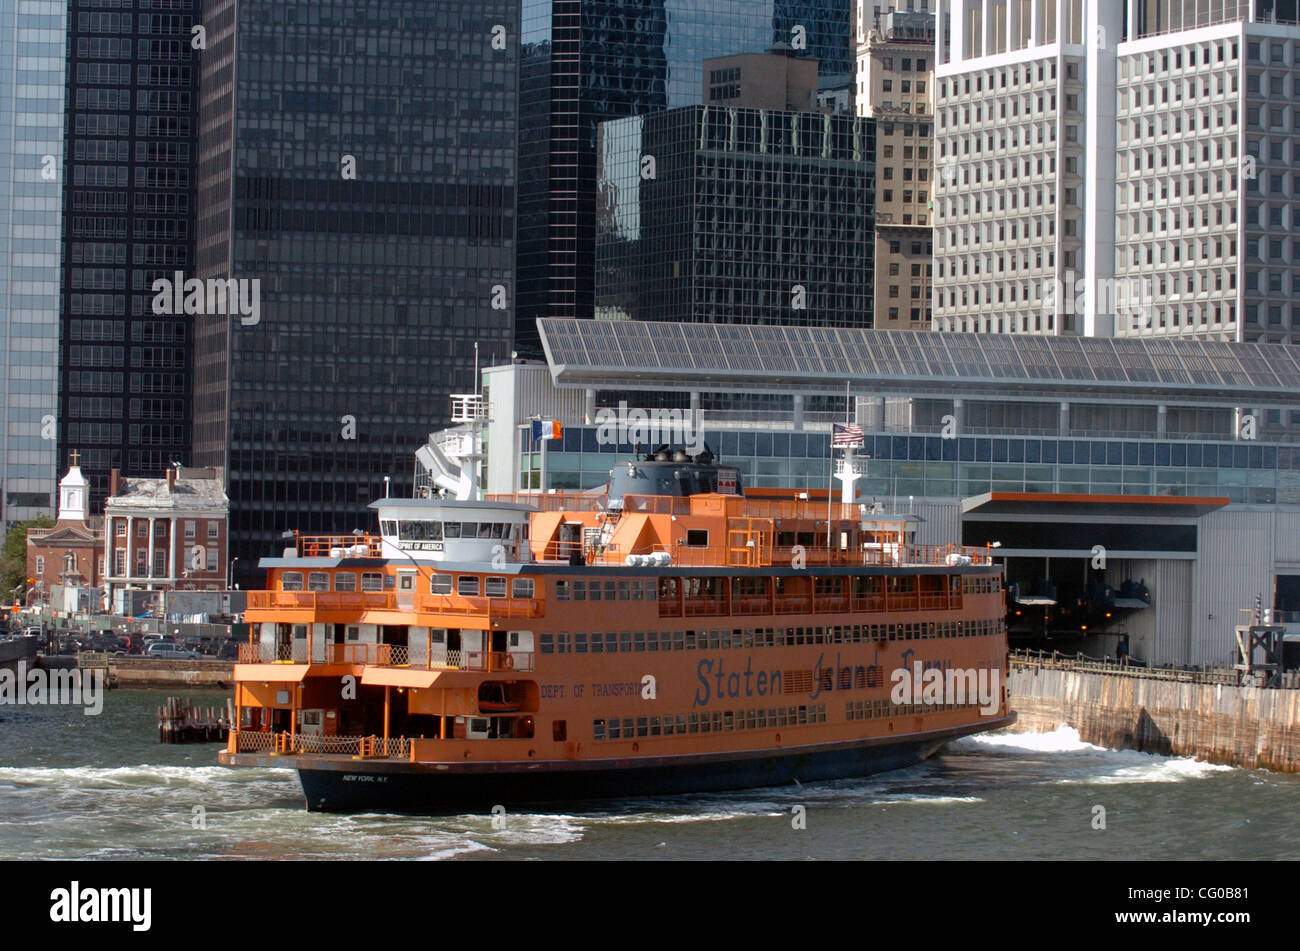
top-left (1, 689), bottom-right (1296, 860)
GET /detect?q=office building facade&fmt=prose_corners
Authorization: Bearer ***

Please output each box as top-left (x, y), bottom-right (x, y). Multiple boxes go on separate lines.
top-left (856, 4), bottom-right (938, 329)
top-left (517, 0), bottom-right (854, 354)
top-left (595, 103), bottom-right (875, 326)
top-left (59, 0), bottom-right (201, 512)
top-left (0, 0), bottom-right (65, 525)
top-left (933, 0), bottom-right (1299, 342)
top-left (193, 0), bottom-right (518, 586)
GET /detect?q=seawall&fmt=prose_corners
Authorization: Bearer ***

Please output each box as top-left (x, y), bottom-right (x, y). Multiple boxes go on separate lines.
top-left (1007, 665), bottom-right (1300, 772)
top-left (108, 658), bottom-right (234, 689)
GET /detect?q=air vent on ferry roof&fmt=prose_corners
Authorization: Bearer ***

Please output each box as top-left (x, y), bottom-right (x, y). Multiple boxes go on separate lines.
top-left (673, 450), bottom-right (689, 462)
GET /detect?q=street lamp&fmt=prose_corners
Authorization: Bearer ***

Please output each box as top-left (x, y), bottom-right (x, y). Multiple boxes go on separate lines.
top-left (227, 557), bottom-right (239, 590)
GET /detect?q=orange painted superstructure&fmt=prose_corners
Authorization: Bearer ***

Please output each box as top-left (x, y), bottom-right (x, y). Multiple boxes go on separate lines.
top-left (220, 487), bottom-right (1012, 812)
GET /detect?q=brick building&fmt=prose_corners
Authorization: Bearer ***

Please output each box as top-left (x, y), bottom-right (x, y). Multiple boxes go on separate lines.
top-left (103, 466), bottom-right (229, 593)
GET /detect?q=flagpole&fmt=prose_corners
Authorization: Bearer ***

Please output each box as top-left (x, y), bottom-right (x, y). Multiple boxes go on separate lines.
top-left (540, 429), bottom-right (548, 494)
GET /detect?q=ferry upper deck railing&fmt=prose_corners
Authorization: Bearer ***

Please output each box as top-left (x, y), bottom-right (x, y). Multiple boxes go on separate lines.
top-left (286, 532), bottom-right (384, 558)
top-left (237, 639), bottom-right (535, 672)
top-left (245, 590), bottom-right (546, 620)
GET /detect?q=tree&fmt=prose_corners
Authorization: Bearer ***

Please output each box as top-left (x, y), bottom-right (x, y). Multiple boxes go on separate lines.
top-left (1, 516), bottom-right (55, 603)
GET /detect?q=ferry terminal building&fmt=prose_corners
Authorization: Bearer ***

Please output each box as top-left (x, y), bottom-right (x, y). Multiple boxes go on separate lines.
top-left (422, 319), bottom-right (1300, 669)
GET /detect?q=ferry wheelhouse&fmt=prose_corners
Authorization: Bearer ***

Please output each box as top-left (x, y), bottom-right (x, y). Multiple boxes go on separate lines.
top-left (220, 449), bottom-right (1013, 812)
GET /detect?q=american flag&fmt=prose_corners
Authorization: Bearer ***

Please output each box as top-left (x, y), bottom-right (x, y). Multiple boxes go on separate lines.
top-left (832, 423), bottom-right (864, 447)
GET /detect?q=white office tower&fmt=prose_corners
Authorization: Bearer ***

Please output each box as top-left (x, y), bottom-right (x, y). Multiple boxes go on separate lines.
top-left (933, 1), bottom-right (1300, 344)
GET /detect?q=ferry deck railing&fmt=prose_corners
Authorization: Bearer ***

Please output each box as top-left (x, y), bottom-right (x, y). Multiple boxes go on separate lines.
top-left (237, 640), bottom-right (534, 672)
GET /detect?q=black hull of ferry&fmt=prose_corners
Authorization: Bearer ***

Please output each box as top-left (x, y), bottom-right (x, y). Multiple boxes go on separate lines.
top-left (282, 715), bottom-right (1013, 814)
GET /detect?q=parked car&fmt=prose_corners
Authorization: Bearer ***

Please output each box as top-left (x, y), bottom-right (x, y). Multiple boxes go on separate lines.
top-left (216, 640), bottom-right (241, 661)
top-left (145, 643), bottom-right (200, 660)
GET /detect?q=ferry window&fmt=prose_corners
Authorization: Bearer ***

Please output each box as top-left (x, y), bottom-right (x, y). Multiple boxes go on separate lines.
top-left (605, 632), bottom-right (618, 652)
top-left (675, 714), bottom-right (687, 734)
top-left (604, 580), bottom-right (616, 600)
top-left (555, 580), bottom-right (569, 601)
top-left (622, 717), bottom-right (634, 738)
top-left (589, 581), bottom-right (602, 601)
top-left (478, 523), bottom-right (494, 539)
top-left (292, 624), bottom-right (308, 639)
top-left (646, 632), bottom-right (659, 652)
top-left (557, 633), bottom-right (571, 653)
top-left (361, 572), bottom-right (383, 592)
top-left (593, 719), bottom-right (606, 741)
top-left (619, 632), bottom-right (632, 652)
top-left (633, 632), bottom-right (645, 651)
top-left (457, 576), bottom-right (480, 597)
top-left (687, 714), bottom-right (699, 734)
top-left (630, 581), bottom-right (643, 601)
top-left (281, 572), bottom-right (304, 591)
top-left (661, 716), bottom-right (673, 736)
top-left (573, 580), bottom-right (586, 601)
top-left (346, 626), bottom-right (360, 642)
top-left (308, 572), bottom-right (330, 591)
top-left (575, 633), bottom-right (588, 653)
top-left (384, 575), bottom-right (396, 589)
top-left (617, 580), bottom-right (629, 600)
top-left (672, 631), bottom-right (685, 651)
top-left (485, 576), bottom-right (506, 598)
top-left (540, 633), bottom-right (554, 654)
top-left (685, 630), bottom-right (696, 650)
top-left (645, 580), bottom-right (657, 601)
top-left (399, 575), bottom-right (414, 591)
top-left (608, 718), bottom-right (620, 739)
top-left (636, 717), bottom-right (648, 738)
top-left (649, 716), bottom-right (662, 737)
top-left (335, 572), bottom-right (357, 592)
top-left (443, 522), bottom-right (461, 539)
top-left (552, 721), bottom-right (567, 742)
top-left (380, 520), bottom-right (396, 536)
top-left (511, 578), bottom-right (535, 599)
top-left (430, 574), bottom-right (452, 594)
top-left (590, 633), bottom-right (603, 653)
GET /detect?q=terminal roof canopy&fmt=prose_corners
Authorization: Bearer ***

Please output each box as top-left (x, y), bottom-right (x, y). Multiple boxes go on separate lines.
top-left (536, 319), bottom-right (1300, 407)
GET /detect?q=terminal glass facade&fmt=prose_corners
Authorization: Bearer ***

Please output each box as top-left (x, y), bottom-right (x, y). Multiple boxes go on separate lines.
top-left (522, 425), bottom-right (1299, 504)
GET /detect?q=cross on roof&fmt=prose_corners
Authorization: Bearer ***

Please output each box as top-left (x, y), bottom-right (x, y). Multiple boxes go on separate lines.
top-left (69, 450), bottom-right (80, 467)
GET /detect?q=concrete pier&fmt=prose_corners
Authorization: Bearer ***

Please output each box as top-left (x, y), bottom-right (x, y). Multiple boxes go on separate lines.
top-left (1007, 664), bottom-right (1300, 773)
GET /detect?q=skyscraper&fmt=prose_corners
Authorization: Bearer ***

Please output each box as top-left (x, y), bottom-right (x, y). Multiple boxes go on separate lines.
top-left (516, 0), bottom-right (854, 354)
top-left (933, 0), bottom-right (1300, 343)
top-left (855, 3), bottom-right (937, 330)
top-left (193, 0), bottom-right (518, 585)
top-left (0, 0), bottom-right (65, 525)
top-left (596, 102), bottom-right (875, 326)
top-left (59, 0), bottom-right (201, 511)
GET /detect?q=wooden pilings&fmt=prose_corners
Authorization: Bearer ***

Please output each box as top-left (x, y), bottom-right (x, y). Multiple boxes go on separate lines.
top-left (158, 696), bottom-right (234, 744)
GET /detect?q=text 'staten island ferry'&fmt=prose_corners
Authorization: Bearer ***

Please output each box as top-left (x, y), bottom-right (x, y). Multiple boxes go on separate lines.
top-left (220, 421), bottom-right (1013, 812)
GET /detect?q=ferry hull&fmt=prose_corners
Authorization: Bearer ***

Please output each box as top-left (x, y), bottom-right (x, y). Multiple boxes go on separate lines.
top-left (273, 715), bottom-right (1014, 813)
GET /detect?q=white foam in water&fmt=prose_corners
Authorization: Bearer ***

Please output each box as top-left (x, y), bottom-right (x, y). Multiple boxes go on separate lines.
top-left (956, 724), bottom-right (1104, 754)
top-left (956, 724), bottom-right (1234, 784)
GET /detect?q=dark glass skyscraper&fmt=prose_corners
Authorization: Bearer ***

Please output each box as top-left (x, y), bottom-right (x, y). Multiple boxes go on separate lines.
top-left (193, 0), bottom-right (518, 586)
top-left (596, 105), bottom-right (875, 326)
top-left (59, 0), bottom-right (201, 510)
top-left (516, 0), bottom-right (853, 354)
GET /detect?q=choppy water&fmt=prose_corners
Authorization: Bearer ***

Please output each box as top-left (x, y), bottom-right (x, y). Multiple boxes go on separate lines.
top-left (1, 689), bottom-right (1295, 860)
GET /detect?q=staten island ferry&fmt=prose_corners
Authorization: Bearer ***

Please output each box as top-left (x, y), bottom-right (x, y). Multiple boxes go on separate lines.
top-left (220, 447), bottom-right (1013, 813)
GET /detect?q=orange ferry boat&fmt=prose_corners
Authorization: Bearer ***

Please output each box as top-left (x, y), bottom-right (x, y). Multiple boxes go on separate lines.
top-left (220, 449), bottom-right (1013, 812)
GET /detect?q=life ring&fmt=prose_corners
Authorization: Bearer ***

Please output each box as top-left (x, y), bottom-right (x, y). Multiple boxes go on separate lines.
top-left (501, 652), bottom-right (515, 669)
